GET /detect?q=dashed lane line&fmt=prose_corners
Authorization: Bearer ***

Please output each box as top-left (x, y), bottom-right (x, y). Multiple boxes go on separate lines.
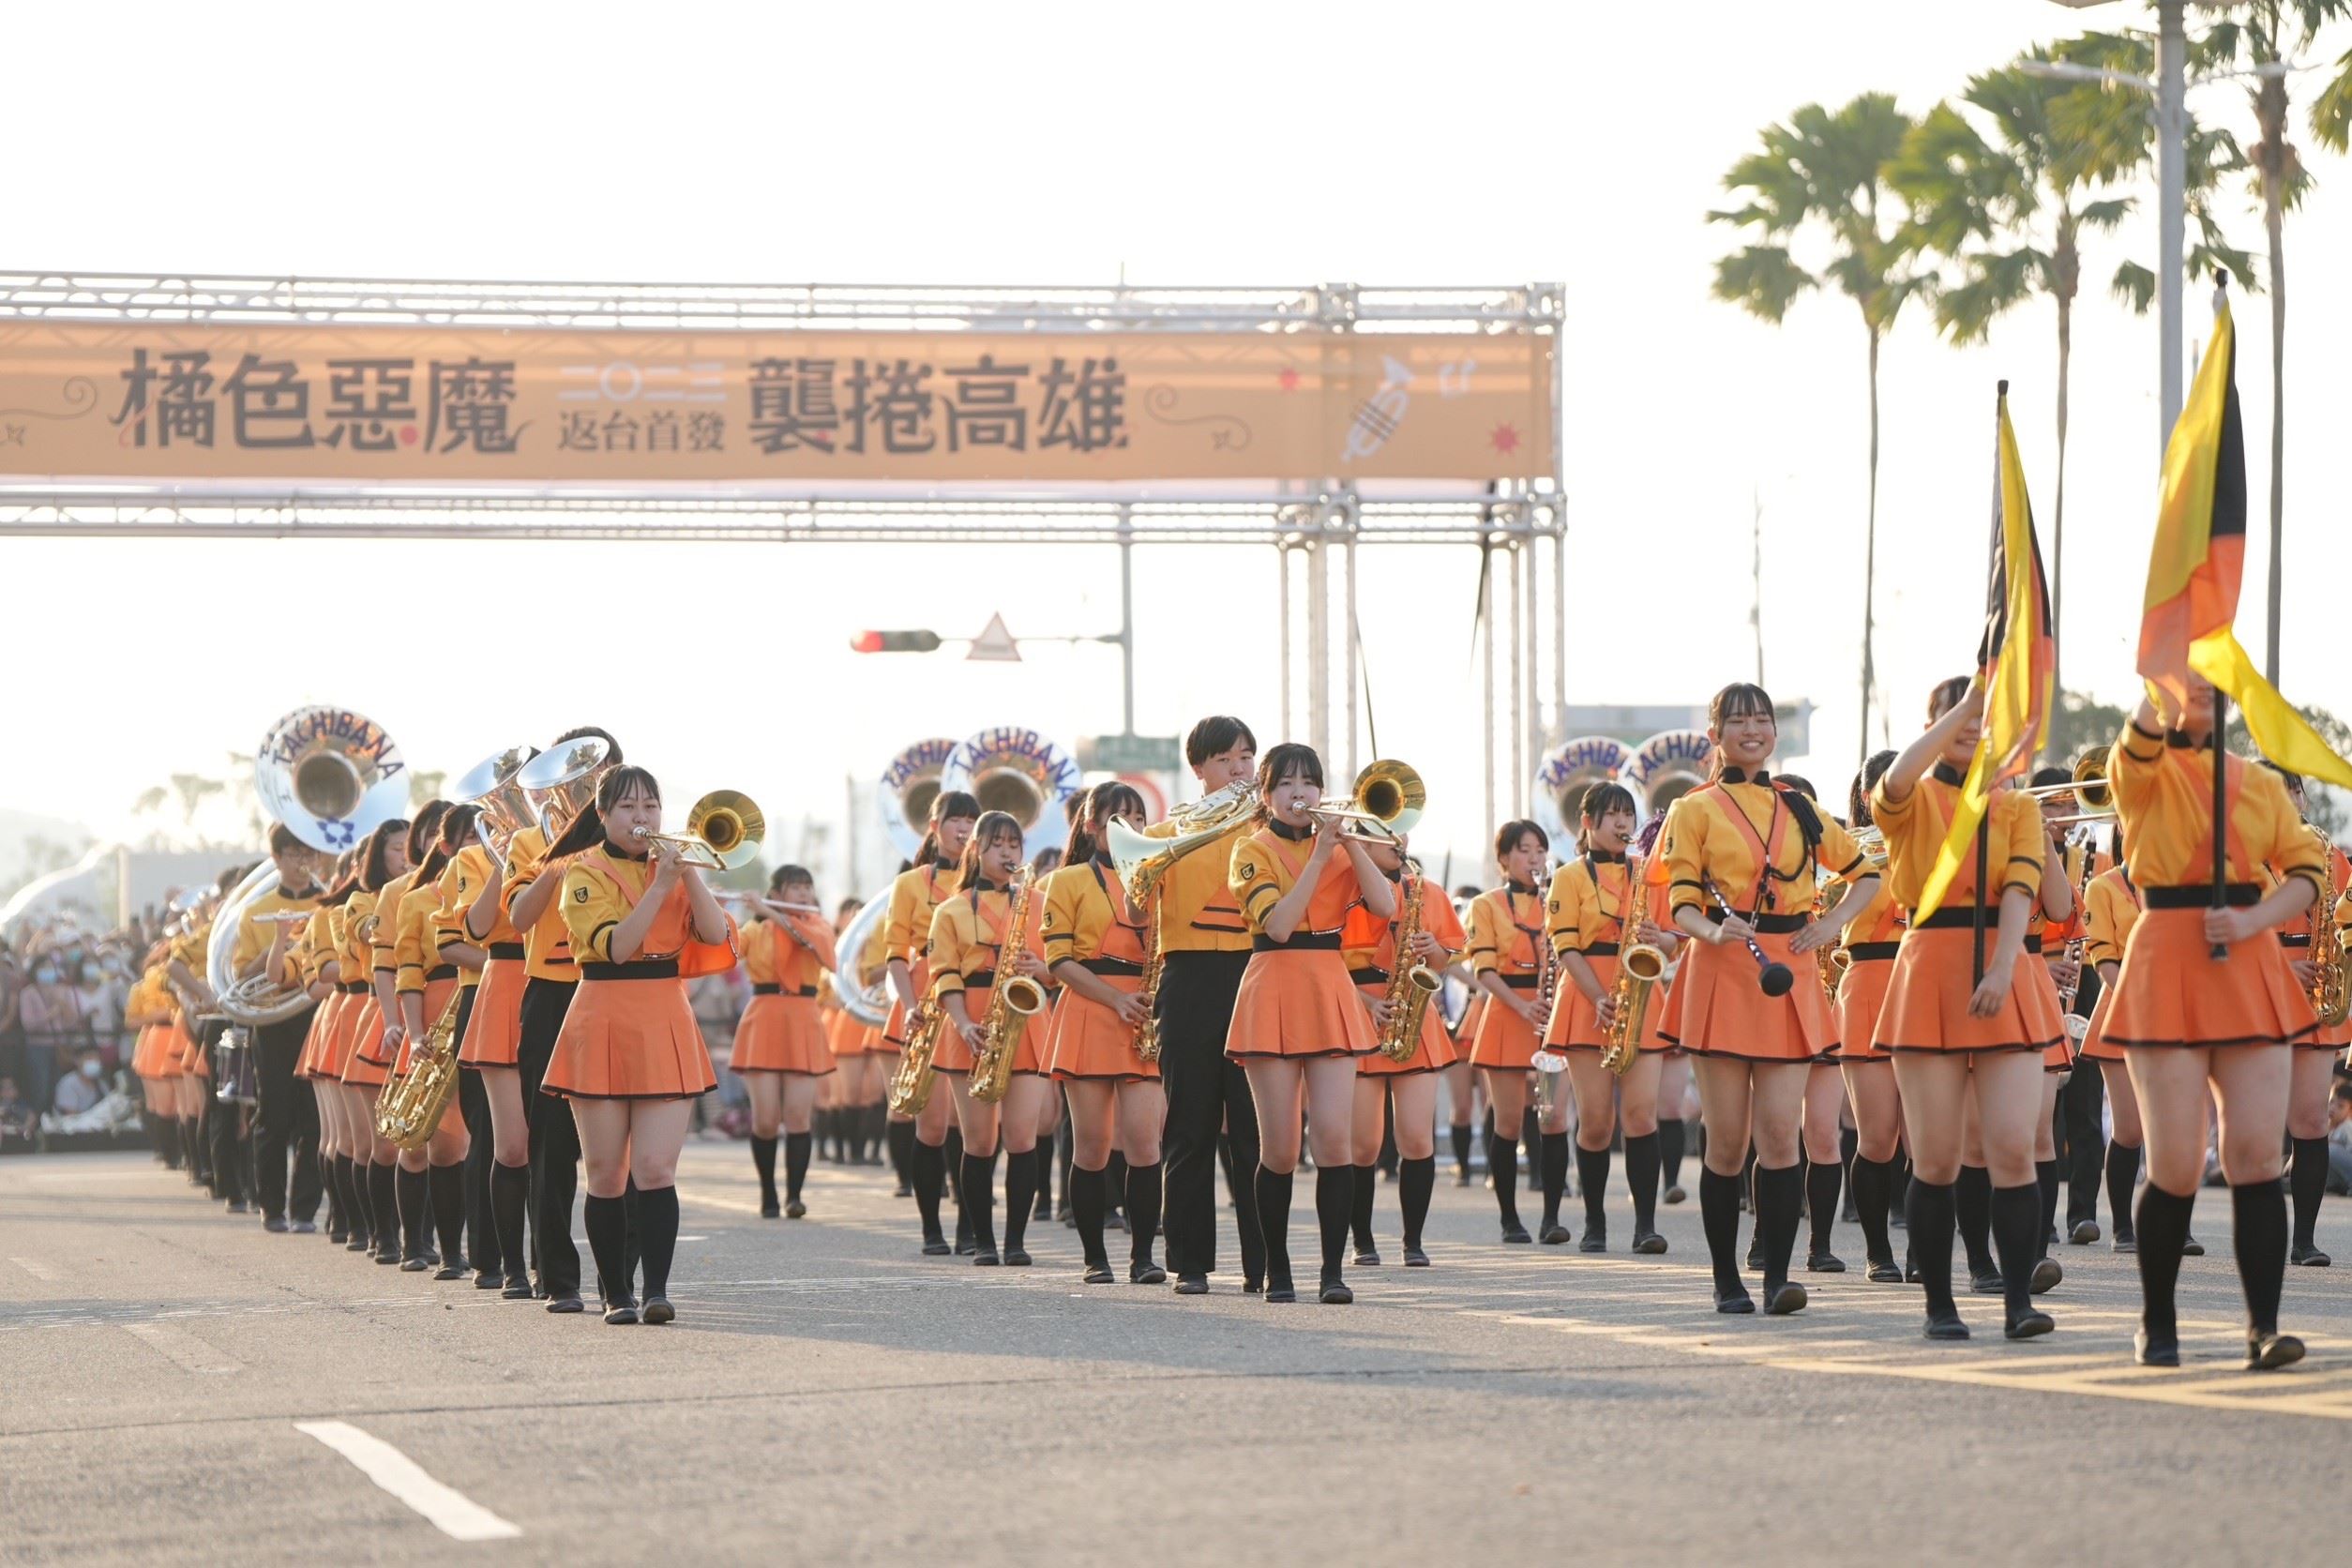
top-left (122, 1321), bottom-right (241, 1375)
top-left (294, 1420), bottom-right (522, 1542)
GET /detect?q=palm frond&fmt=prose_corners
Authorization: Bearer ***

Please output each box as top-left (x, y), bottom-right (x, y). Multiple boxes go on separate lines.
top-left (2111, 261), bottom-right (2156, 314)
top-left (1712, 245), bottom-right (1817, 324)
top-left (2312, 44), bottom-right (2352, 154)
top-left (2078, 196), bottom-right (2134, 232)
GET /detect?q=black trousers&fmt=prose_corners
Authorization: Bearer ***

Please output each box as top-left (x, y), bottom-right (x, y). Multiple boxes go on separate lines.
top-left (250, 1005), bottom-right (322, 1222)
top-left (198, 1019), bottom-right (243, 1202)
top-left (453, 987), bottom-right (493, 1273)
top-left (1156, 950), bottom-right (1263, 1281)
top-left (2058, 1059), bottom-right (2106, 1225)
top-left (518, 977), bottom-right (581, 1297)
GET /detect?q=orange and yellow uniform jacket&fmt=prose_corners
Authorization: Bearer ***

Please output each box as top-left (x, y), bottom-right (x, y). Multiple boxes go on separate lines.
top-left (742, 911), bottom-right (837, 995)
top-left (1866, 765), bottom-right (2043, 917)
top-left (504, 825), bottom-right (581, 986)
top-left (2107, 724), bottom-right (2326, 897)
top-left (1466, 882), bottom-right (1547, 991)
top-left (1668, 773), bottom-right (1870, 922)
top-left (926, 879), bottom-right (1048, 1004)
top-left (2083, 867), bottom-right (2142, 975)
top-left (1146, 814), bottom-right (1253, 955)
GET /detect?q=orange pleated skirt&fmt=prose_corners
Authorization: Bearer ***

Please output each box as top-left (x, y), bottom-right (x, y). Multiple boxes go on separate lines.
top-left (1835, 955), bottom-right (1896, 1063)
top-left (1543, 952), bottom-right (1673, 1057)
top-left (131, 1022), bottom-right (166, 1078)
top-left (2282, 940), bottom-right (2352, 1051)
top-left (542, 974), bottom-right (716, 1100)
top-left (1227, 948), bottom-right (1377, 1060)
top-left (310, 989), bottom-right (363, 1080)
top-left (391, 977), bottom-right (460, 1077)
top-left (339, 997), bottom-right (389, 1088)
top-left (823, 1005), bottom-right (867, 1058)
top-left (1467, 982), bottom-right (1542, 1068)
top-left (930, 984), bottom-right (1047, 1077)
top-left (1660, 927), bottom-right (1831, 1063)
top-left (2080, 988), bottom-right (2123, 1063)
top-left (1874, 926), bottom-right (2067, 1055)
top-left (2105, 905), bottom-right (2317, 1050)
top-left (294, 992), bottom-right (337, 1078)
top-left (176, 1020), bottom-right (209, 1078)
top-left (1048, 974), bottom-right (1160, 1081)
top-left (731, 990), bottom-right (837, 1075)
top-left (460, 956), bottom-right (526, 1068)
top-left (1354, 978), bottom-right (1458, 1077)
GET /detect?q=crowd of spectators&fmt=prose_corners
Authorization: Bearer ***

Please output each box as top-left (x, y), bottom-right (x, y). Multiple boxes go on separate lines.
top-left (0, 905), bottom-right (153, 1142)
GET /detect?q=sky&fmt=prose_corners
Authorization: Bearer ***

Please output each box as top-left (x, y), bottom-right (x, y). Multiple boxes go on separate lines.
top-left (7, 0), bottom-right (2351, 896)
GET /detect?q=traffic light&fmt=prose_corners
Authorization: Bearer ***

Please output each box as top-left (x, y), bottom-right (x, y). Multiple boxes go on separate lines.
top-left (849, 629), bottom-right (942, 655)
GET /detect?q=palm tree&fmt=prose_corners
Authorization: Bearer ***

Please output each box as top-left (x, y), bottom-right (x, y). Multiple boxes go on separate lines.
top-left (2199, 2), bottom-right (2351, 685)
top-left (1711, 94), bottom-right (1936, 762)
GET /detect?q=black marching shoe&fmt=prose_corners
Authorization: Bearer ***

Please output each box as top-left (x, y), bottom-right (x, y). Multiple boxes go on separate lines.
top-left (1319, 1275), bottom-right (1353, 1305)
top-left (1003, 1247), bottom-right (1032, 1267)
top-left (345, 1232), bottom-right (373, 1253)
top-left (2112, 1230), bottom-right (2139, 1255)
top-left (433, 1261), bottom-right (467, 1281)
top-left (1762, 1282), bottom-right (1807, 1316)
top-left (1714, 1285), bottom-right (1756, 1315)
top-left (972, 1248), bottom-right (1001, 1267)
top-left (2292, 1244), bottom-right (2332, 1267)
top-left (1577, 1227), bottom-right (1606, 1255)
top-left (1746, 1234), bottom-right (1765, 1273)
top-left (641, 1297), bottom-right (675, 1325)
top-left (229, 1200), bottom-right (252, 1216)
top-left (2247, 1331), bottom-right (2306, 1371)
top-left (401, 1255), bottom-right (432, 1273)
top-left (1263, 1271), bottom-right (1297, 1303)
top-left (2004, 1308), bottom-right (2055, 1340)
top-left (1923, 1308), bottom-right (1970, 1342)
top-left (264, 1215), bottom-right (290, 1234)
top-left (1130, 1259), bottom-right (1167, 1286)
top-left (1500, 1220), bottom-right (1532, 1244)
top-left (1664, 1183), bottom-right (1687, 1205)
top-left (1402, 1244), bottom-right (1431, 1267)
top-left (291, 1219), bottom-right (316, 1234)
top-left (2069, 1218), bottom-right (2101, 1244)
top-left (1354, 1244), bottom-right (1381, 1267)
top-left (1903, 1253), bottom-right (1922, 1284)
top-left (1082, 1260), bottom-right (1115, 1285)
top-left (761, 1199), bottom-right (781, 1219)
top-left (1173, 1274), bottom-right (1209, 1296)
top-left (547, 1294), bottom-right (584, 1314)
top-left (1968, 1265), bottom-right (2004, 1296)
top-left (1632, 1230), bottom-right (1667, 1255)
top-left (603, 1296), bottom-right (640, 1326)
top-left (2133, 1328), bottom-right (2180, 1366)
top-left (2029, 1258), bottom-right (2063, 1294)
top-left (1454, 1166), bottom-right (1474, 1188)
top-left (1865, 1257), bottom-right (1903, 1284)
top-left (502, 1279), bottom-right (535, 1301)
top-left (785, 1199), bottom-right (807, 1219)
top-left (2180, 1232), bottom-right (2205, 1258)
top-left (921, 1233), bottom-right (951, 1257)
top-left (1243, 1276), bottom-right (1265, 1295)
top-left (1807, 1249), bottom-right (1846, 1274)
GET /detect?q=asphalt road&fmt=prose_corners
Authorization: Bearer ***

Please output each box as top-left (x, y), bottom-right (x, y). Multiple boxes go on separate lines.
top-left (4, 1141), bottom-right (2348, 1566)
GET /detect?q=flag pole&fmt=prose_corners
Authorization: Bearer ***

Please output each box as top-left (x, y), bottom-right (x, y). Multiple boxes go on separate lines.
top-left (1971, 817), bottom-right (1989, 986)
top-left (2210, 688), bottom-right (2230, 960)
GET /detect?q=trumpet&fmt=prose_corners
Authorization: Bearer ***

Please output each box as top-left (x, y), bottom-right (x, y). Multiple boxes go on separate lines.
top-left (635, 790), bottom-right (765, 871)
top-left (1304, 758), bottom-right (1425, 844)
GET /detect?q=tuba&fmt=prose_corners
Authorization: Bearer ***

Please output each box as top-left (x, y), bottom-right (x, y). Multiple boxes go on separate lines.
top-left (1307, 759), bottom-right (1425, 844)
top-left (206, 862), bottom-right (318, 1028)
top-left (878, 737), bottom-right (961, 863)
top-left (1531, 737), bottom-right (1634, 866)
top-left (454, 743), bottom-right (538, 868)
top-left (1600, 852), bottom-right (1664, 1077)
top-left (515, 734), bottom-right (613, 842)
top-left (968, 867), bottom-right (1046, 1105)
top-left (941, 727), bottom-right (1081, 860)
top-left (1378, 866), bottom-right (1441, 1064)
top-left (253, 705), bottom-right (410, 855)
top-left (1107, 781), bottom-right (1258, 906)
top-left (635, 790), bottom-right (764, 871)
top-left (374, 988), bottom-right (462, 1150)
top-left (830, 893), bottom-right (895, 1027)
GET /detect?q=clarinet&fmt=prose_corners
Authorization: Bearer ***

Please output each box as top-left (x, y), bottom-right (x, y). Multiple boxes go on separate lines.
top-left (1704, 874), bottom-right (1794, 997)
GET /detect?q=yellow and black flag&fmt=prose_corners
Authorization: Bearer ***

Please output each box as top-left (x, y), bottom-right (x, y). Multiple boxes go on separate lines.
top-left (2139, 280), bottom-right (2352, 787)
top-left (1915, 381), bottom-right (2055, 927)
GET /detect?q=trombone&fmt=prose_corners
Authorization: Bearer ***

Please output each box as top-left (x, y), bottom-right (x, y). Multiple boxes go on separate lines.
top-left (2021, 754), bottom-right (2114, 828)
top-left (636, 790), bottom-right (765, 871)
top-left (1305, 759), bottom-right (1425, 844)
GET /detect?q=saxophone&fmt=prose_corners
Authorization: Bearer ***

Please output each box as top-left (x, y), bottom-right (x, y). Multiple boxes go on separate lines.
top-left (1600, 852), bottom-right (1664, 1078)
top-left (2309, 825), bottom-right (2350, 1027)
top-left (1530, 876), bottom-right (1565, 1119)
top-left (1378, 867), bottom-right (1441, 1063)
top-left (884, 999), bottom-right (944, 1116)
top-left (374, 988), bottom-right (461, 1150)
top-left (969, 867), bottom-right (1047, 1105)
top-left (1134, 894), bottom-right (1164, 1065)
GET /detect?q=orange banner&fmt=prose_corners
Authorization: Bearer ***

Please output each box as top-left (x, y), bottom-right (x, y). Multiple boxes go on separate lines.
top-left (0, 322), bottom-right (1552, 486)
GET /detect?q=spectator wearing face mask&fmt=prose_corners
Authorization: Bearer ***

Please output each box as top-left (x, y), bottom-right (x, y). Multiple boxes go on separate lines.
top-left (15, 952), bottom-right (88, 1122)
top-left (53, 1047), bottom-right (107, 1117)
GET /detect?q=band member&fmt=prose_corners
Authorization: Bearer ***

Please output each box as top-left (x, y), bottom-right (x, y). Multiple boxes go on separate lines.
top-left (507, 726), bottom-right (626, 1312)
top-left (2032, 767), bottom-right (2110, 1248)
top-left (292, 866), bottom-right (350, 1235)
top-left (338, 819), bottom-right (409, 1262)
top-left (2263, 764), bottom-right (2348, 1266)
top-left (370, 800), bottom-right (448, 1267)
top-left (1347, 834), bottom-right (1463, 1267)
top-left (731, 866), bottom-right (838, 1218)
top-left (1546, 784), bottom-right (1682, 1255)
top-left (1837, 754), bottom-right (1906, 1283)
top-left (1467, 821), bottom-right (1558, 1244)
top-left (927, 809), bottom-right (1053, 1265)
top-left (392, 807), bottom-right (475, 1275)
top-left (1872, 679), bottom-right (2065, 1341)
top-left (1149, 716), bottom-right (1267, 1296)
top-left (2105, 673), bottom-right (2321, 1369)
top-left (1227, 743), bottom-right (1395, 1305)
top-left (305, 874), bottom-right (368, 1247)
top-left (1663, 683), bottom-right (1877, 1315)
top-left (885, 790), bottom-right (977, 1255)
top-left (1044, 782), bottom-right (1168, 1284)
top-left (1763, 771), bottom-right (1855, 1277)
top-left (2079, 834), bottom-right (2148, 1250)
top-left (441, 805), bottom-right (520, 1291)
top-left (543, 766), bottom-right (729, 1325)
top-left (236, 825), bottom-right (326, 1233)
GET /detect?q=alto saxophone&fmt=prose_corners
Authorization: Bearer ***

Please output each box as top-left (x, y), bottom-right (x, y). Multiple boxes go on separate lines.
top-left (1600, 852), bottom-right (1664, 1078)
top-left (969, 867), bottom-right (1047, 1105)
top-left (1134, 894), bottom-right (1164, 1065)
top-left (2309, 825), bottom-right (2350, 1028)
top-left (1379, 868), bottom-right (1441, 1064)
top-left (885, 998), bottom-right (944, 1117)
top-left (375, 988), bottom-right (461, 1150)
top-left (1530, 874), bottom-right (1566, 1119)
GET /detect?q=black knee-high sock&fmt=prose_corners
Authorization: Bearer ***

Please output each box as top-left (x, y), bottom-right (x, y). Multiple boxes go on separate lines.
top-left (1992, 1182), bottom-right (2043, 1317)
top-left (1623, 1131), bottom-right (1661, 1234)
top-left (1316, 1165), bottom-right (1352, 1282)
top-left (335, 1154), bottom-right (362, 1237)
top-left (750, 1136), bottom-right (777, 1207)
top-left (1660, 1118), bottom-right (1686, 1189)
top-left (322, 1153), bottom-right (342, 1229)
top-left (583, 1194), bottom-right (630, 1304)
top-left (1955, 1164), bottom-right (1994, 1274)
top-left (1756, 1162), bottom-right (1802, 1289)
top-left (1400, 1155), bottom-right (1436, 1250)
top-left (1349, 1163), bottom-right (1378, 1249)
top-left (1255, 1166), bottom-right (1294, 1288)
top-left (1839, 1123), bottom-right (1859, 1209)
top-left (2234, 1177), bottom-right (2289, 1336)
top-left (1450, 1121), bottom-right (1473, 1176)
top-left (1521, 1107), bottom-right (1542, 1174)
top-left (887, 1119), bottom-right (916, 1186)
top-left (397, 1165), bottom-right (430, 1257)
top-left (960, 1150), bottom-right (999, 1253)
top-left (491, 1160), bottom-right (530, 1277)
top-left (1003, 1149), bottom-right (1036, 1251)
top-left (1538, 1133), bottom-right (1570, 1229)
top-left (2291, 1137), bottom-right (2329, 1250)
top-left (1699, 1167), bottom-right (1744, 1300)
top-left (1105, 1149), bottom-right (1127, 1218)
top-left (429, 1163), bottom-right (465, 1261)
top-left (622, 1178), bottom-right (641, 1290)
top-left (1490, 1132), bottom-right (1522, 1227)
top-left (1576, 1143), bottom-right (1610, 1232)
top-left (369, 1161), bottom-right (398, 1247)
top-left (1808, 1158), bottom-right (1843, 1257)
top-left (637, 1185), bottom-right (679, 1300)
top-left (2107, 1140), bottom-right (2140, 1235)
top-left (1072, 1165), bottom-right (1108, 1267)
top-left (1851, 1154), bottom-right (1894, 1265)
top-left (1908, 1178), bottom-right (1958, 1319)
top-left (2134, 1182), bottom-right (2196, 1341)
top-left (784, 1131), bottom-right (812, 1204)
top-left (2036, 1157), bottom-right (2062, 1254)
top-left (944, 1126), bottom-right (965, 1201)
top-left (156, 1114), bottom-right (181, 1167)
top-left (1127, 1161), bottom-right (1161, 1263)
top-left (1033, 1138), bottom-right (1055, 1214)
top-left (912, 1140), bottom-right (947, 1241)
top-left (182, 1118), bottom-right (205, 1181)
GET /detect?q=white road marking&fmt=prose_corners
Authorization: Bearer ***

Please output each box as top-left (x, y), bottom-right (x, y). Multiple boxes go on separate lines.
top-left (294, 1420), bottom-right (522, 1541)
top-left (123, 1320), bottom-right (241, 1375)
top-left (8, 1256), bottom-right (58, 1281)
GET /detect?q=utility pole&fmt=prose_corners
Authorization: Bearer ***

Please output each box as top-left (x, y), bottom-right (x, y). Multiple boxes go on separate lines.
top-left (1750, 490), bottom-right (1766, 686)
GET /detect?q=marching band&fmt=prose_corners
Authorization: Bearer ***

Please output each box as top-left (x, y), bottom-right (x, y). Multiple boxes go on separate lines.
top-left (114, 679), bottom-right (2350, 1372)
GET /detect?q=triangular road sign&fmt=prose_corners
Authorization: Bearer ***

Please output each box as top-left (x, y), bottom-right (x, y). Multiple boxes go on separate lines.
top-left (967, 611), bottom-right (1022, 662)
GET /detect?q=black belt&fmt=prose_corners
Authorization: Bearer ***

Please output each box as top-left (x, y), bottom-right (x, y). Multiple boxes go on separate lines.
top-left (1254, 933), bottom-right (1341, 952)
top-left (751, 983), bottom-right (820, 997)
top-left (580, 960), bottom-right (680, 981)
top-left (426, 965), bottom-right (458, 982)
top-left (2146, 882), bottom-right (2261, 910)
top-left (1847, 942), bottom-right (1900, 961)
top-left (1500, 974), bottom-right (1540, 990)
top-left (2280, 933), bottom-right (2313, 949)
top-left (1580, 942), bottom-right (1621, 959)
top-left (2022, 935), bottom-right (2044, 957)
top-left (336, 982), bottom-right (368, 995)
top-left (1912, 907), bottom-right (2004, 930)
top-left (1711, 909), bottom-right (1809, 935)
top-left (489, 942), bottom-right (525, 959)
top-left (1349, 967), bottom-right (1390, 987)
top-left (1080, 957), bottom-right (1145, 977)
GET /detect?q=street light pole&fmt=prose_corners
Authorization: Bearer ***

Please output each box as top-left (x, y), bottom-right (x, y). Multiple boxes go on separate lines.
top-left (2156, 0), bottom-right (2187, 443)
